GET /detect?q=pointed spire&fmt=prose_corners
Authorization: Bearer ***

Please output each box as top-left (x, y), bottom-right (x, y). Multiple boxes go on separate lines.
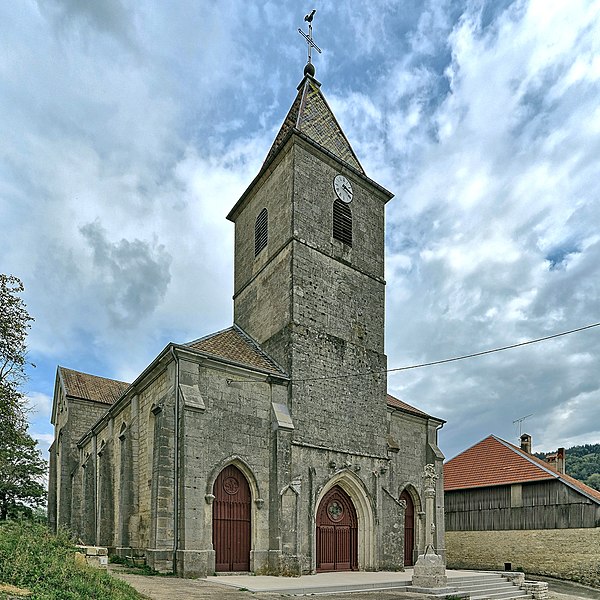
top-left (263, 74), bottom-right (365, 174)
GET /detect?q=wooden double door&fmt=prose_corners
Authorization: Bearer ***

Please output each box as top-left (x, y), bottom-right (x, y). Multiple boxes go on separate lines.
top-left (316, 485), bottom-right (358, 572)
top-left (213, 465), bottom-right (251, 572)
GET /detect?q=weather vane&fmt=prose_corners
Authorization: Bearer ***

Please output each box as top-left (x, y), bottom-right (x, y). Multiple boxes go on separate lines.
top-left (298, 9), bottom-right (322, 67)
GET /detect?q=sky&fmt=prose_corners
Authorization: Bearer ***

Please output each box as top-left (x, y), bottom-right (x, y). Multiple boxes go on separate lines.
top-left (2, 0), bottom-right (600, 463)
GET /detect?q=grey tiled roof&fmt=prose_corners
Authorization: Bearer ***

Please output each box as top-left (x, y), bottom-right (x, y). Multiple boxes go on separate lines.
top-left (264, 75), bottom-right (364, 173)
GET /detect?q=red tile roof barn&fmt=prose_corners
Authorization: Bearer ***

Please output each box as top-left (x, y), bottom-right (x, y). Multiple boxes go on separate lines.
top-left (444, 434), bottom-right (600, 503)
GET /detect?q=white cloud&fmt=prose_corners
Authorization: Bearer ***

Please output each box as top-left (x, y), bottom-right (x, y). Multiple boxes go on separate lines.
top-left (3, 1), bottom-right (600, 461)
top-left (26, 392), bottom-right (53, 418)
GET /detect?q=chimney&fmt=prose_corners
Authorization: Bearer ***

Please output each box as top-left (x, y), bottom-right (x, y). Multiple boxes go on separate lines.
top-left (520, 433), bottom-right (532, 454)
top-left (556, 447), bottom-right (566, 474)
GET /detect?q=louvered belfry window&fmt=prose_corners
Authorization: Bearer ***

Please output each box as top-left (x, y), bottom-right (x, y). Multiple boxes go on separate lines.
top-left (333, 199), bottom-right (352, 246)
top-left (254, 208), bottom-right (268, 256)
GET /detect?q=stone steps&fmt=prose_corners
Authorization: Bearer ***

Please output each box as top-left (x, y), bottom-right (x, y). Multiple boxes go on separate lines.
top-left (449, 573), bottom-right (532, 600)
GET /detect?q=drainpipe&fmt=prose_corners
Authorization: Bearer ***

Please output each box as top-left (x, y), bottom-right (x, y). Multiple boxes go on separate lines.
top-left (170, 346), bottom-right (180, 574)
top-left (92, 435), bottom-right (98, 546)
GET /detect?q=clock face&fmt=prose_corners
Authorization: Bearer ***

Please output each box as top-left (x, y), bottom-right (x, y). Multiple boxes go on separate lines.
top-left (333, 174), bottom-right (353, 204)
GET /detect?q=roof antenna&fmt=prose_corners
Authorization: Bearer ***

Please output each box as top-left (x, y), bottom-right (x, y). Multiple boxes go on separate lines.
top-left (513, 413), bottom-right (533, 438)
top-left (298, 9), bottom-right (322, 77)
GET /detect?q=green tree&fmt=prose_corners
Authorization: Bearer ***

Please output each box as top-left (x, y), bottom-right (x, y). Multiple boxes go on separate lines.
top-left (0, 428), bottom-right (46, 520)
top-left (0, 274), bottom-right (46, 519)
top-left (0, 274), bottom-right (33, 429)
top-left (586, 472), bottom-right (600, 491)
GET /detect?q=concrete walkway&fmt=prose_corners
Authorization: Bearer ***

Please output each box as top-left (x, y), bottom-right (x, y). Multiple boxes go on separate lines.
top-left (113, 567), bottom-right (488, 599)
top-left (207, 569), bottom-right (416, 594)
top-left (206, 568), bottom-right (487, 594)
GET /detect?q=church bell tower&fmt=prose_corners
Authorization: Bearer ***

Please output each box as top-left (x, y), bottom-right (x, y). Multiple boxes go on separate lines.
top-left (227, 55), bottom-right (394, 455)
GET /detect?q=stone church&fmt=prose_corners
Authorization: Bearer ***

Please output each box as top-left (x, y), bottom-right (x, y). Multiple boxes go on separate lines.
top-left (48, 58), bottom-right (446, 577)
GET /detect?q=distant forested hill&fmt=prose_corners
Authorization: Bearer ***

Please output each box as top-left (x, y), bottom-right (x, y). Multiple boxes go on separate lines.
top-left (535, 444), bottom-right (600, 491)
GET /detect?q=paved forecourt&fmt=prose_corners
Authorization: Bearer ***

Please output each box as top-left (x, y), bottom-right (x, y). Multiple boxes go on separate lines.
top-left (206, 568), bottom-right (489, 595)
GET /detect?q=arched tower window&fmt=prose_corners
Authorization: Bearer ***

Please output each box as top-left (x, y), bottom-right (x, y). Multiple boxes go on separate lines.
top-left (333, 199), bottom-right (352, 246)
top-left (254, 208), bottom-right (268, 256)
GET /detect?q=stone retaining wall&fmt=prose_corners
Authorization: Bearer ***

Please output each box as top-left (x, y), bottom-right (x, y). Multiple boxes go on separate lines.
top-left (522, 580), bottom-right (549, 600)
top-left (446, 528), bottom-right (600, 588)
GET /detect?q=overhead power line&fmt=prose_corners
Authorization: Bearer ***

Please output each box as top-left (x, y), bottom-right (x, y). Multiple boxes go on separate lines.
top-left (291, 321), bottom-right (600, 384)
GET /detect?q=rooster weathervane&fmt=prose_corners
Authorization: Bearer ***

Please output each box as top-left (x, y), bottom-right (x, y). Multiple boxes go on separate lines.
top-left (298, 9), bottom-right (322, 68)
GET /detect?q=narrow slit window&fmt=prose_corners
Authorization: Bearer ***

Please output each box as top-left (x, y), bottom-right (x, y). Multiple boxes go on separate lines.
top-left (255, 208), bottom-right (268, 256)
top-left (333, 199), bottom-right (352, 246)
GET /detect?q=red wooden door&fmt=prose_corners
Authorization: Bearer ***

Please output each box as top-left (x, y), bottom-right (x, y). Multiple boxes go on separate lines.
top-left (213, 465), bottom-right (251, 571)
top-left (400, 490), bottom-right (415, 566)
top-left (316, 485), bottom-right (358, 572)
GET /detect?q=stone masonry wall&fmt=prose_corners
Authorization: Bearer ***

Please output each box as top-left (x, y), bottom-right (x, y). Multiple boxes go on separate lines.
top-left (287, 141), bottom-right (389, 455)
top-left (292, 140), bottom-right (387, 284)
top-left (175, 355), bottom-right (284, 577)
top-left (446, 528), bottom-right (600, 587)
top-left (58, 396), bottom-right (110, 534)
top-left (388, 411), bottom-right (445, 560)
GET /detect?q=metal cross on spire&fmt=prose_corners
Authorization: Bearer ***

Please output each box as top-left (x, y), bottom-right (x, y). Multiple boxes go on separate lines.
top-left (298, 9), bottom-right (322, 67)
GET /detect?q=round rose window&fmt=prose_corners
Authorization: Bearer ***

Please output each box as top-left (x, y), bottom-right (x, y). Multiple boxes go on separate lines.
top-left (223, 476), bottom-right (240, 495)
top-left (327, 500), bottom-right (344, 521)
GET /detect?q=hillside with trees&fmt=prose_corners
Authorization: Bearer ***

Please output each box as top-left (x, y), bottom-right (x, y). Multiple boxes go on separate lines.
top-left (536, 444), bottom-right (600, 491)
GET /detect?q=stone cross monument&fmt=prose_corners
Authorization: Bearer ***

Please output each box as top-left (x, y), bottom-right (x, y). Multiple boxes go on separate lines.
top-left (411, 464), bottom-right (449, 591)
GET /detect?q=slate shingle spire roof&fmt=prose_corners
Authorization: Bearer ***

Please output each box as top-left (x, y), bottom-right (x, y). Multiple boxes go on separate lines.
top-left (263, 73), bottom-right (365, 174)
top-left (444, 434), bottom-right (600, 504)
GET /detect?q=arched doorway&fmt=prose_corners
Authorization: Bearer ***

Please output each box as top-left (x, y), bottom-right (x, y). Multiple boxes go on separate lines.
top-left (212, 464), bottom-right (251, 571)
top-left (400, 490), bottom-right (415, 566)
top-left (316, 485), bottom-right (358, 572)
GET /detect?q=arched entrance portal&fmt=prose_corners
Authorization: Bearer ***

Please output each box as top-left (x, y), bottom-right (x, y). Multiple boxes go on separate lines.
top-left (400, 490), bottom-right (415, 566)
top-left (212, 464), bottom-right (251, 571)
top-left (316, 485), bottom-right (358, 572)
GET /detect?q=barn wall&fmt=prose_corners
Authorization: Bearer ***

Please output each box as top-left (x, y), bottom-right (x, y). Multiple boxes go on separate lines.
top-left (446, 480), bottom-right (599, 530)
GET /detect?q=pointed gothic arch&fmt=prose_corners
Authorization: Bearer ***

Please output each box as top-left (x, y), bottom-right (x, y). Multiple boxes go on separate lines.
top-left (212, 464), bottom-right (251, 571)
top-left (316, 485), bottom-right (358, 571)
top-left (399, 483), bottom-right (423, 566)
top-left (206, 456), bottom-right (262, 503)
top-left (206, 457), bottom-right (264, 572)
top-left (314, 470), bottom-right (374, 571)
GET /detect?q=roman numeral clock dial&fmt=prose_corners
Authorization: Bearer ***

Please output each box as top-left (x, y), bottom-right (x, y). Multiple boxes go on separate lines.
top-left (333, 174), bottom-right (353, 203)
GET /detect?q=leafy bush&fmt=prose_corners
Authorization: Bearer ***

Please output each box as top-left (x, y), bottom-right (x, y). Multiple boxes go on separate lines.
top-left (0, 521), bottom-right (143, 600)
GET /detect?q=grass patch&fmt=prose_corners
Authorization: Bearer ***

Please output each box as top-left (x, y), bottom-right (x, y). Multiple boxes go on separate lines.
top-left (121, 564), bottom-right (170, 577)
top-left (0, 521), bottom-right (145, 600)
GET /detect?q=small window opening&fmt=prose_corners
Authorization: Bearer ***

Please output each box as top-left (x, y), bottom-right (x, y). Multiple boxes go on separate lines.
top-left (255, 208), bottom-right (268, 256)
top-left (333, 199), bottom-right (352, 246)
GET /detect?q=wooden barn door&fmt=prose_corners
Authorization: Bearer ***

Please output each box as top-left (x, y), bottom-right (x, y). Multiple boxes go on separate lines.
top-left (316, 485), bottom-right (358, 572)
top-left (400, 490), bottom-right (415, 566)
top-left (212, 465), bottom-right (251, 572)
